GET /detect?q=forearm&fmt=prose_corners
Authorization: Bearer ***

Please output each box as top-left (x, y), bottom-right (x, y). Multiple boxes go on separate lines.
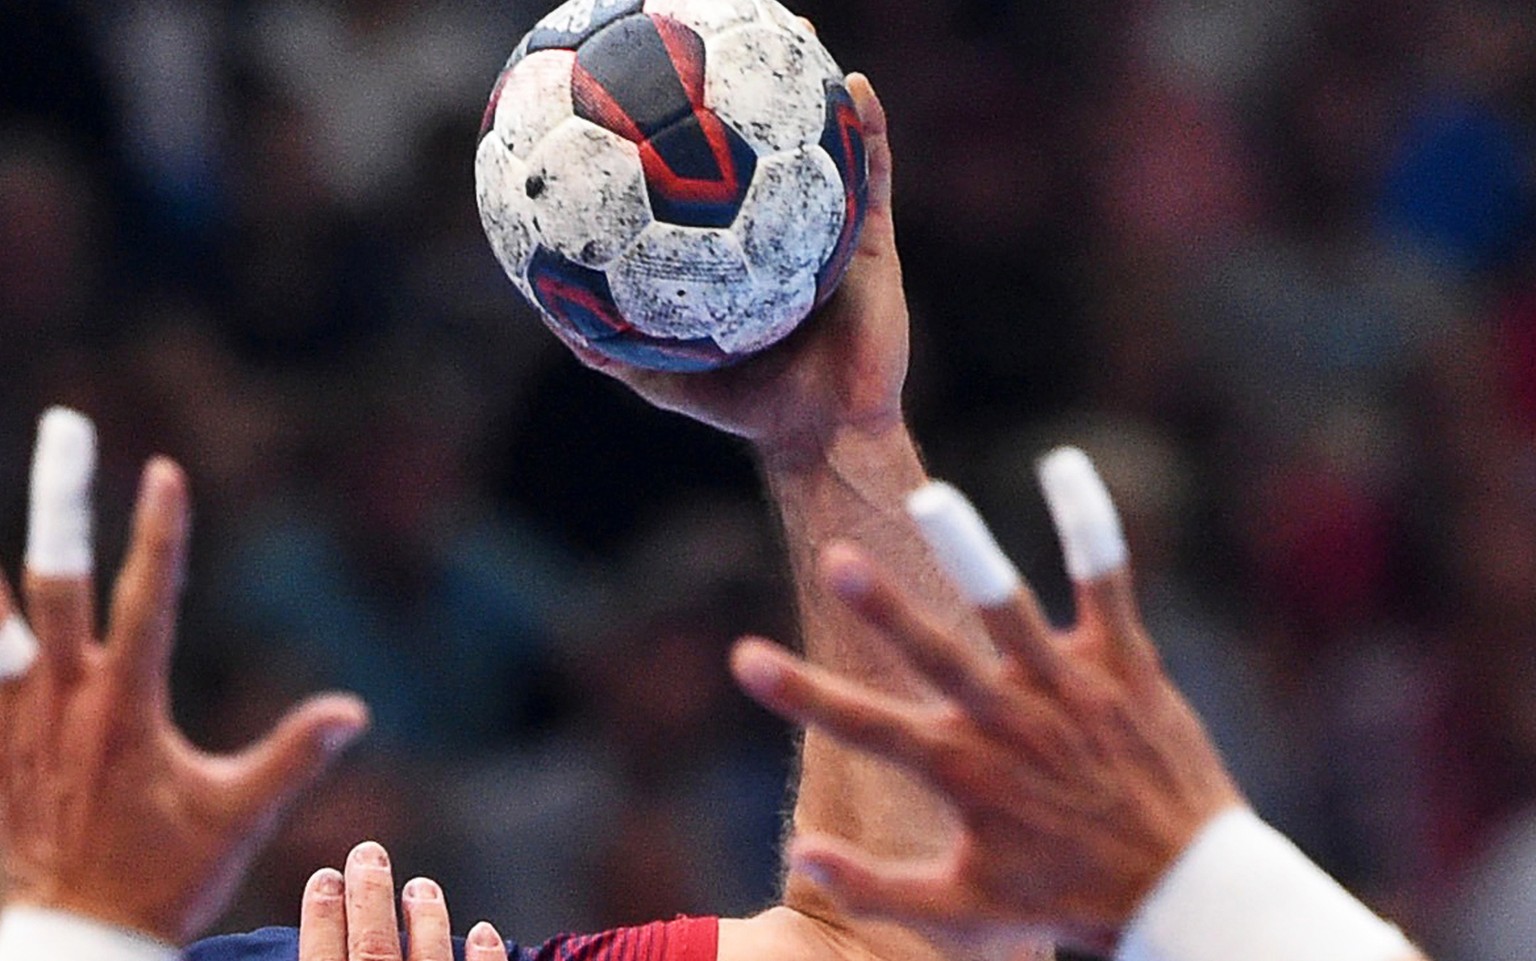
top-left (758, 423), bottom-right (980, 948)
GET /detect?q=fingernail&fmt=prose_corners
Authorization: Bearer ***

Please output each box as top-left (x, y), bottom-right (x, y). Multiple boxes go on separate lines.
top-left (794, 857), bottom-right (832, 888)
top-left (351, 841), bottom-right (389, 868)
top-left (733, 651), bottom-right (782, 698)
top-left (822, 547), bottom-right (872, 598)
top-left (310, 869), bottom-right (343, 897)
top-left (468, 922), bottom-right (501, 948)
top-left (321, 722), bottom-right (363, 755)
top-left (403, 878), bottom-right (441, 902)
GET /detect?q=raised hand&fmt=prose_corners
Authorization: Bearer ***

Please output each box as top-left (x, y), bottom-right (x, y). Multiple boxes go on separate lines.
top-left (560, 72), bottom-right (909, 464)
top-left (731, 449), bottom-right (1243, 955)
top-left (0, 409), bottom-right (370, 944)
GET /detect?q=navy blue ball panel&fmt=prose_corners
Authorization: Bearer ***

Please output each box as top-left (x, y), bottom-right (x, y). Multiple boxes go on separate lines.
top-left (642, 113), bottom-right (756, 228)
top-left (523, 0), bottom-right (645, 57)
top-left (572, 14), bottom-right (697, 140)
top-left (526, 247), bottom-right (731, 371)
top-left (572, 14), bottom-right (756, 229)
top-left (527, 246), bottom-right (632, 343)
top-left (815, 79), bottom-right (868, 305)
top-left (185, 927), bottom-right (508, 961)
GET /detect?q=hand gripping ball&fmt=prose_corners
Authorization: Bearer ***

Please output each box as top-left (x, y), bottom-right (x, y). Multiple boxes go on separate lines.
top-left (475, 0), bottom-right (869, 372)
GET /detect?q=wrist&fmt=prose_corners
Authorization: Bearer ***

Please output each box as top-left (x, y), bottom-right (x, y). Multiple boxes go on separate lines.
top-left (0, 905), bottom-right (178, 961)
top-left (753, 411), bottom-right (910, 476)
top-left (1116, 807), bottom-right (1418, 961)
top-left (756, 418), bottom-right (919, 482)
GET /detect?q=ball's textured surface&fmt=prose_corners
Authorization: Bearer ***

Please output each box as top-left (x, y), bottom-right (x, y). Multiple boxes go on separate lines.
top-left (476, 0), bottom-right (868, 372)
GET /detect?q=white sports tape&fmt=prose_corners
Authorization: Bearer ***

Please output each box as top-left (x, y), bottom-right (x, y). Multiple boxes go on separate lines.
top-left (1117, 808), bottom-right (1417, 961)
top-left (0, 906), bottom-right (176, 961)
top-left (27, 407), bottom-right (96, 577)
top-left (1036, 446), bottom-right (1127, 582)
top-left (0, 616), bottom-right (39, 680)
top-left (906, 481), bottom-right (1022, 608)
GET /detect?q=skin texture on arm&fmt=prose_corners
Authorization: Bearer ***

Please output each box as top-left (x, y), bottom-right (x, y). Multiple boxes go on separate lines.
top-left (574, 75), bottom-right (1033, 961)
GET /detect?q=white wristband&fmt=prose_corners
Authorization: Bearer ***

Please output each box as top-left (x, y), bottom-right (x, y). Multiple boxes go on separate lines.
top-left (0, 906), bottom-right (177, 961)
top-left (906, 481), bottom-right (1022, 608)
top-left (27, 408), bottom-right (96, 577)
top-left (1117, 808), bottom-right (1417, 961)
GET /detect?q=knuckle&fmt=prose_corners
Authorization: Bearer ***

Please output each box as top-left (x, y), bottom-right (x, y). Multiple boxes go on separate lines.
top-left (348, 933), bottom-right (401, 961)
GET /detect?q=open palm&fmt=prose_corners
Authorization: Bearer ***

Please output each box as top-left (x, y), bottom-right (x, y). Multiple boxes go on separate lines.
top-left (0, 456), bottom-right (368, 945)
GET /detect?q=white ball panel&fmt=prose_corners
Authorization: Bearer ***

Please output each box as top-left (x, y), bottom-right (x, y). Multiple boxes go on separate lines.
top-left (525, 117), bottom-right (653, 268)
top-left (474, 136), bottom-right (538, 299)
top-left (717, 269), bottom-right (815, 353)
top-left (534, 0), bottom-right (627, 35)
top-left (493, 49), bottom-right (576, 159)
top-left (705, 24), bottom-right (839, 154)
top-left (643, 0), bottom-right (760, 38)
top-left (610, 224), bottom-right (764, 345)
top-left (735, 146), bottom-right (845, 283)
top-left (753, 0), bottom-right (843, 79)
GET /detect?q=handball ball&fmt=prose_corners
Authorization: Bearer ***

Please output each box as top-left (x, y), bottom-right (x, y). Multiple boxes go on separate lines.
top-left (475, 0), bottom-right (868, 372)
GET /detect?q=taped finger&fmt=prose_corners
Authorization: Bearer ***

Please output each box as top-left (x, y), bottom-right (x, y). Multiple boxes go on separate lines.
top-left (0, 617), bottom-right (39, 682)
top-left (24, 408), bottom-right (97, 670)
top-left (1036, 447), bottom-right (1154, 669)
top-left (906, 482), bottom-right (1060, 680)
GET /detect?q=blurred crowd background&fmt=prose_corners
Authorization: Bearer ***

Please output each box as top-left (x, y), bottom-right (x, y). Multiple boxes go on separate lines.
top-left (4, 0), bottom-right (1536, 957)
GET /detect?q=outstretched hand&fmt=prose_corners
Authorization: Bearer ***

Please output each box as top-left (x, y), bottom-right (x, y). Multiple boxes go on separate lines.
top-left (0, 413), bottom-right (369, 945)
top-left (731, 454), bottom-right (1243, 955)
top-left (563, 73), bottom-right (910, 464)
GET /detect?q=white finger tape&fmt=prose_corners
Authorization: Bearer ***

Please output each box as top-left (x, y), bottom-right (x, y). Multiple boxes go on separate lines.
top-left (27, 407), bottom-right (96, 577)
top-left (1117, 808), bottom-right (1418, 961)
top-left (0, 906), bottom-right (176, 961)
top-left (906, 481), bottom-right (1022, 608)
top-left (1036, 446), bottom-right (1127, 582)
top-left (0, 616), bottom-right (39, 680)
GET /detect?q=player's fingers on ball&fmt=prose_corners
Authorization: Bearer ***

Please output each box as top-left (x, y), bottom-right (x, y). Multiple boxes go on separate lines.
top-left (401, 878), bottom-right (452, 961)
top-left (789, 836), bottom-right (955, 924)
top-left (844, 73), bottom-right (892, 212)
top-left (299, 868), bottom-right (347, 961)
top-left (731, 637), bottom-right (935, 768)
top-left (106, 459), bottom-right (190, 691)
top-left (796, 15), bottom-right (816, 35)
top-left (821, 543), bottom-right (1004, 714)
top-left (0, 573), bottom-right (40, 684)
top-left (345, 841), bottom-right (402, 961)
top-left (465, 922), bottom-right (507, 961)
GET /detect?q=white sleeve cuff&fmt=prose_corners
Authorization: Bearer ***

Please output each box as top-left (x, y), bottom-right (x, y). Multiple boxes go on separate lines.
top-left (0, 906), bottom-right (178, 961)
top-left (1117, 808), bottom-right (1417, 961)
